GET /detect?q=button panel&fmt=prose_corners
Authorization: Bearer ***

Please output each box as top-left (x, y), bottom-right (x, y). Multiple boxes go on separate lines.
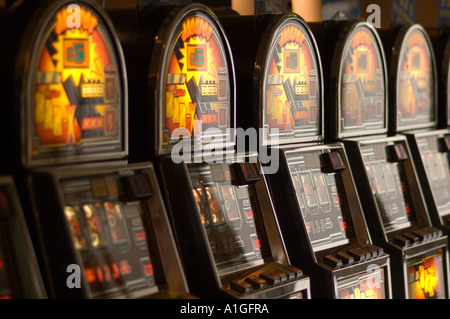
top-left (321, 244), bottom-right (385, 269)
top-left (228, 264), bottom-right (304, 295)
top-left (392, 227), bottom-right (443, 248)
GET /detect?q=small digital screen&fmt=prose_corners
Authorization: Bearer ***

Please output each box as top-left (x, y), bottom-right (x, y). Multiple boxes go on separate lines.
top-left (31, 4), bottom-right (124, 162)
top-left (339, 24), bottom-right (386, 134)
top-left (407, 250), bottom-right (446, 299)
top-left (262, 18), bottom-right (321, 143)
top-left (361, 142), bottom-right (416, 232)
top-left (396, 26), bottom-right (436, 129)
top-left (416, 136), bottom-right (450, 214)
top-left (62, 174), bottom-right (158, 298)
top-left (188, 164), bottom-right (269, 271)
top-left (285, 149), bottom-right (354, 250)
top-left (337, 267), bottom-right (386, 299)
top-left (162, 11), bottom-right (231, 149)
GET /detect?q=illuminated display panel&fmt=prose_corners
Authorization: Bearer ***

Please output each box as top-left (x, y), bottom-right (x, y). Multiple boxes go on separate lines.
top-left (416, 136), bottom-right (450, 214)
top-left (337, 268), bottom-right (386, 299)
top-left (162, 12), bottom-right (231, 150)
top-left (360, 142), bottom-right (416, 232)
top-left (262, 18), bottom-right (321, 144)
top-left (339, 24), bottom-right (386, 135)
top-left (62, 174), bottom-right (158, 298)
top-left (188, 164), bottom-right (270, 271)
top-left (407, 250), bottom-right (446, 299)
top-left (285, 149), bottom-right (355, 250)
top-left (396, 26), bottom-right (436, 130)
top-left (30, 4), bottom-right (124, 163)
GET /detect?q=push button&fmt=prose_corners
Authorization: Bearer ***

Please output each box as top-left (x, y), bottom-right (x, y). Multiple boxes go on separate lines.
top-left (348, 249), bottom-right (366, 262)
top-left (403, 233), bottom-right (419, 245)
top-left (357, 248), bottom-right (371, 261)
top-left (323, 255), bottom-right (343, 268)
top-left (336, 252), bottom-right (354, 266)
top-left (277, 267), bottom-right (296, 280)
top-left (425, 227), bottom-right (443, 239)
top-left (282, 265), bottom-right (303, 278)
top-left (245, 275), bottom-right (267, 289)
top-left (394, 235), bottom-right (410, 247)
top-left (362, 246), bottom-right (377, 259)
top-left (259, 270), bottom-right (287, 285)
top-left (412, 229), bottom-right (431, 242)
top-left (372, 245), bottom-right (384, 257)
top-left (230, 279), bottom-right (252, 294)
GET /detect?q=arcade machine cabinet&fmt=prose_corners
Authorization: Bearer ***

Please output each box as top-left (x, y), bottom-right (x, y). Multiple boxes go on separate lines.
top-left (110, 3), bottom-right (311, 299)
top-left (0, 0), bottom-right (189, 298)
top-left (219, 13), bottom-right (392, 299)
top-left (326, 20), bottom-right (450, 298)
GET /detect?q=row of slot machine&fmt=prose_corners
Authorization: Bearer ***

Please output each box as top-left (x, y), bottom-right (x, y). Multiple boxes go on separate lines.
top-left (0, 0), bottom-right (449, 300)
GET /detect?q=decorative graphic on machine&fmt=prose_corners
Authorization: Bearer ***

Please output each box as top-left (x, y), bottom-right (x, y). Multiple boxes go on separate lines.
top-left (397, 27), bottom-right (435, 128)
top-left (32, 5), bottom-right (122, 160)
top-left (263, 20), bottom-right (320, 141)
top-left (407, 251), bottom-right (446, 299)
top-left (163, 13), bottom-right (230, 147)
top-left (337, 268), bottom-right (386, 299)
top-left (340, 25), bottom-right (385, 133)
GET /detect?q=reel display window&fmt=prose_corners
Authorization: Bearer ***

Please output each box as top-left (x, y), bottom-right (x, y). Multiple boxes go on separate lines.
top-left (187, 163), bottom-right (270, 273)
top-left (31, 164), bottom-right (187, 299)
top-left (61, 174), bottom-right (158, 297)
top-left (285, 149), bottom-right (355, 250)
top-left (359, 140), bottom-right (418, 233)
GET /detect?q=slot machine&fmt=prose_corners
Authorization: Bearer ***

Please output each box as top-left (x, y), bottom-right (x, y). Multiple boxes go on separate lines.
top-left (111, 3), bottom-right (311, 299)
top-left (0, 0), bottom-right (190, 298)
top-left (398, 26), bottom-right (450, 239)
top-left (389, 24), bottom-right (450, 291)
top-left (327, 20), bottom-right (450, 298)
top-left (218, 13), bottom-right (392, 299)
